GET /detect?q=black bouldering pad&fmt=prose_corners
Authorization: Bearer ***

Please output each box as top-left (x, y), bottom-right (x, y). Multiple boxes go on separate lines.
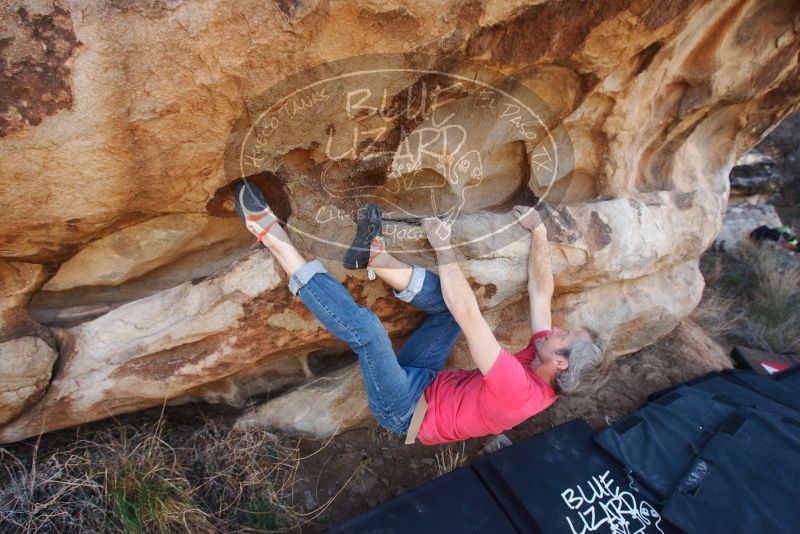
top-left (663, 408), bottom-right (800, 534)
top-left (472, 419), bottom-right (671, 534)
top-left (594, 386), bottom-right (740, 499)
top-left (722, 368), bottom-right (800, 412)
top-left (648, 372), bottom-right (798, 417)
top-left (326, 465), bottom-right (517, 534)
top-left (646, 372), bottom-right (719, 402)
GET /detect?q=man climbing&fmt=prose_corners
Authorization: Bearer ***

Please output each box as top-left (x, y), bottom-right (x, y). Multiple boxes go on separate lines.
top-left (235, 182), bottom-right (607, 445)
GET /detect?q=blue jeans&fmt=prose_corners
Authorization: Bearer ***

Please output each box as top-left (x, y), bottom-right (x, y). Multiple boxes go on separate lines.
top-left (288, 260), bottom-right (461, 434)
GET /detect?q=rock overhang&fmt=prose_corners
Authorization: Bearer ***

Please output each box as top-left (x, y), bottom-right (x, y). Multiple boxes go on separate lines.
top-left (0, 0), bottom-right (797, 441)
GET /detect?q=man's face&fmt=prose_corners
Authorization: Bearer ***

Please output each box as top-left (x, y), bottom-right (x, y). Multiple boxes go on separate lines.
top-left (533, 327), bottom-right (592, 369)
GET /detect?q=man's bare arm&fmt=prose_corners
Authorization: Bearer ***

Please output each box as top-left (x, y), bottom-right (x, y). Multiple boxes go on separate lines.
top-left (423, 218), bottom-right (502, 375)
top-left (528, 227), bottom-right (554, 332)
top-left (512, 206), bottom-right (554, 334)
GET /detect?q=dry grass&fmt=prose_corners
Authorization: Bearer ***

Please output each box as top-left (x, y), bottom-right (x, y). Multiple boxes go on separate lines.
top-left (434, 443), bottom-right (467, 477)
top-left (0, 416), bottom-right (352, 533)
top-left (737, 244), bottom-right (800, 352)
top-left (698, 243), bottom-right (800, 353)
top-left (0, 440), bottom-right (107, 532)
top-left (104, 420), bottom-right (211, 533)
top-left (690, 289), bottom-right (743, 342)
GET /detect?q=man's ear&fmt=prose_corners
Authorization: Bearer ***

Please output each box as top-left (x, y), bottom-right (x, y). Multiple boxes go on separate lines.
top-left (556, 357), bottom-right (569, 371)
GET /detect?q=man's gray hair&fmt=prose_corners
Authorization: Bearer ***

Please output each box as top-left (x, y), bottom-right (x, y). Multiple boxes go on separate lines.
top-left (555, 328), bottom-right (609, 394)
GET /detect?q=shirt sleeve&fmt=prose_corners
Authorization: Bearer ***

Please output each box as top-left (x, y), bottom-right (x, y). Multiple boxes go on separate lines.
top-left (481, 350), bottom-right (534, 406)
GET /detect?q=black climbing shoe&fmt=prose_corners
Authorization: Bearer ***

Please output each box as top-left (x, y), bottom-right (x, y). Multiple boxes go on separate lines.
top-left (234, 181), bottom-right (279, 243)
top-left (344, 203), bottom-right (383, 270)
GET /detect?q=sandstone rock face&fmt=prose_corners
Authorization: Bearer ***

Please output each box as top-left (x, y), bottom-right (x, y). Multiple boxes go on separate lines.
top-left (715, 203), bottom-right (784, 252)
top-left (0, 251), bottom-right (426, 443)
top-left (29, 215), bottom-right (254, 327)
top-left (728, 151), bottom-right (782, 205)
top-left (1, 0), bottom-right (798, 442)
top-left (235, 365), bottom-right (371, 439)
top-left (0, 262), bottom-right (48, 338)
top-left (0, 336), bottom-right (58, 426)
top-left (41, 214), bottom-right (249, 292)
top-left (0, 262), bottom-right (56, 425)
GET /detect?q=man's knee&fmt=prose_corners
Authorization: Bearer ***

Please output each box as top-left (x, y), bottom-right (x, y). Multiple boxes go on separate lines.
top-left (351, 307), bottom-right (390, 348)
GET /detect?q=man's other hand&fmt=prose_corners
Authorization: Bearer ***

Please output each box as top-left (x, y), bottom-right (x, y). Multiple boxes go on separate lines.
top-left (422, 217), bottom-right (452, 248)
top-left (511, 205), bottom-right (544, 232)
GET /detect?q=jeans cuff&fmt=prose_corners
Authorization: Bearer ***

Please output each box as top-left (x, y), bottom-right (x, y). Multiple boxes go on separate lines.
top-left (394, 265), bottom-right (427, 303)
top-left (288, 259), bottom-right (328, 295)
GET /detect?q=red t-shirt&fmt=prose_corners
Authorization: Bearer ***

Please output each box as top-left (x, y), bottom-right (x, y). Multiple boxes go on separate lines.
top-left (417, 329), bottom-right (557, 445)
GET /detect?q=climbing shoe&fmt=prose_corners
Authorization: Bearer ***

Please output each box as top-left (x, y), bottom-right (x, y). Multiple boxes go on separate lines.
top-left (234, 181), bottom-right (279, 243)
top-left (344, 203), bottom-right (383, 270)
